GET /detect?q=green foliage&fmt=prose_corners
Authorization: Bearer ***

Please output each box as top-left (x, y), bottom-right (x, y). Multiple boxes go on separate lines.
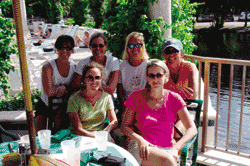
top-left (89, 0), bottom-right (105, 28)
top-left (64, 18), bottom-right (75, 25)
top-left (102, 0), bottom-right (165, 60)
top-left (0, 13), bottom-right (17, 96)
top-left (82, 14), bottom-right (95, 28)
top-left (0, 0), bottom-right (13, 17)
top-left (170, 0), bottom-right (200, 55)
top-left (71, 0), bottom-right (89, 26)
top-left (0, 89), bottom-right (41, 111)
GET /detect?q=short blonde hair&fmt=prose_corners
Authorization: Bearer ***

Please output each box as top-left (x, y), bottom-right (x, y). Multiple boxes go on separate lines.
top-left (146, 59), bottom-right (169, 77)
top-left (122, 32), bottom-right (149, 61)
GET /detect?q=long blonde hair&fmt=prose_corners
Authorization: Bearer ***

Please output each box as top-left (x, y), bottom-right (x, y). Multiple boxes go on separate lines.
top-left (122, 32), bottom-right (149, 61)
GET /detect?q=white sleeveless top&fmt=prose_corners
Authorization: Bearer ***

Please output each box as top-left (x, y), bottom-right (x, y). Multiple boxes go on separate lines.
top-left (41, 59), bottom-right (75, 106)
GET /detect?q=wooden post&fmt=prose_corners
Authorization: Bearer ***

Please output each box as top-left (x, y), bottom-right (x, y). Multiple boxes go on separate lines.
top-left (12, 0), bottom-right (37, 154)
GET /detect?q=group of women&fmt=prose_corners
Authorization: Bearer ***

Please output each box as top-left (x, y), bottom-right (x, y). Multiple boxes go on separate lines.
top-left (35, 31), bottom-right (199, 166)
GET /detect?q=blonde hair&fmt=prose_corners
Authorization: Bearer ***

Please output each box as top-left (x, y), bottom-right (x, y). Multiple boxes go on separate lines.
top-left (146, 59), bottom-right (169, 78)
top-left (122, 32), bottom-right (149, 61)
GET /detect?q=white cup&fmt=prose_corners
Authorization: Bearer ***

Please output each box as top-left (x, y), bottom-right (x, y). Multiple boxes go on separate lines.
top-left (61, 140), bottom-right (80, 165)
top-left (95, 131), bottom-right (108, 151)
top-left (38, 130), bottom-right (51, 149)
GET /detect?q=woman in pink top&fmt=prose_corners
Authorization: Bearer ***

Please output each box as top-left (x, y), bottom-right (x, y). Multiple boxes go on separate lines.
top-left (121, 59), bottom-right (197, 166)
top-left (162, 38), bottom-right (199, 100)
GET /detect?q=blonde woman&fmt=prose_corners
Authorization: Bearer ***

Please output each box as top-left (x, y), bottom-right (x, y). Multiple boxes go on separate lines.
top-left (117, 32), bottom-right (149, 122)
top-left (121, 59), bottom-right (197, 166)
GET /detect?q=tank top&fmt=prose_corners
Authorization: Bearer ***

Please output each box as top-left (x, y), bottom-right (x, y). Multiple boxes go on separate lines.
top-left (41, 59), bottom-right (75, 106)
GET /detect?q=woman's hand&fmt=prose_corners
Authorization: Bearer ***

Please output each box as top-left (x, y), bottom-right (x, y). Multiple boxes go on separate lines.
top-left (166, 147), bottom-right (179, 161)
top-left (137, 138), bottom-right (155, 160)
top-left (55, 85), bottom-right (67, 97)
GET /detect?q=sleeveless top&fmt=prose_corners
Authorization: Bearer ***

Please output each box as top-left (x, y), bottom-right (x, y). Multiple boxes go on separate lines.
top-left (41, 59), bottom-right (75, 106)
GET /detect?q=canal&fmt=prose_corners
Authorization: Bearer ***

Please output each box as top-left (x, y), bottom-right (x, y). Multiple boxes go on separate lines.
top-left (193, 28), bottom-right (250, 154)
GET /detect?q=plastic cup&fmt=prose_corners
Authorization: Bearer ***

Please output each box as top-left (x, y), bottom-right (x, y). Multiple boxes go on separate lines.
top-left (38, 130), bottom-right (51, 149)
top-left (61, 140), bottom-right (80, 165)
top-left (95, 131), bottom-right (108, 151)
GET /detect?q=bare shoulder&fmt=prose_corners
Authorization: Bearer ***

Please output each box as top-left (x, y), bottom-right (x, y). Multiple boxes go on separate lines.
top-left (182, 60), bottom-right (197, 72)
top-left (42, 62), bottom-right (53, 74)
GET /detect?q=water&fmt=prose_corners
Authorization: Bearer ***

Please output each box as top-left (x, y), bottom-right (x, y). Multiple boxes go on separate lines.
top-left (208, 63), bottom-right (250, 154)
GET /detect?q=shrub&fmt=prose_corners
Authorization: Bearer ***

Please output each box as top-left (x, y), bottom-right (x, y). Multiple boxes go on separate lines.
top-left (0, 8), bottom-right (17, 97)
top-left (102, 0), bottom-right (165, 60)
top-left (0, 89), bottom-right (41, 111)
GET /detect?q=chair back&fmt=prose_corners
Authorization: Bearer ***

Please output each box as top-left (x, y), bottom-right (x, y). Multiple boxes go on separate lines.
top-left (180, 99), bottom-right (203, 166)
top-left (0, 124), bottom-right (20, 143)
top-left (70, 25), bottom-right (79, 38)
top-left (48, 25), bottom-right (60, 39)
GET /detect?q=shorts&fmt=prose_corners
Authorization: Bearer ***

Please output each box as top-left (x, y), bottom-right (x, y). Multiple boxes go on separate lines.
top-left (35, 98), bottom-right (52, 118)
top-left (128, 140), bottom-right (179, 165)
top-left (35, 98), bottom-right (68, 118)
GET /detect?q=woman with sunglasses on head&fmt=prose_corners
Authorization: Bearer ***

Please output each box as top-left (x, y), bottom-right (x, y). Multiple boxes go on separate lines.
top-left (121, 59), bottom-right (197, 166)
top-left (72, 32), bottom-right (119, 95)
top-left (35, 35), bottom-right (76, 133)
top-left (67, 62), bottom-right (118, 138)
top-left (117, 32), bottom-right (149, 125)
top-left (162, 38), bottom-right (199, 100)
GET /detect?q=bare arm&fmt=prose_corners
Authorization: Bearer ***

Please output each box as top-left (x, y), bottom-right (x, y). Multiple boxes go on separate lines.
top-left (71, 73), bottom-right (84, 92)
top-left (103, 108), bottom-right (118, 132)
top-left (188, 63), bottom-right (199, 99)
top-left (101, 70), bottom-right (119, 94)
top-left (67, 112), bottom-right (95, 137)
top-left (169, 106), bottom-right (197, 157)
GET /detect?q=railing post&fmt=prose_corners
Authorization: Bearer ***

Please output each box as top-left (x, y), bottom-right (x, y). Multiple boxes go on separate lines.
top-left (202, 61), bottom-right (210, 152)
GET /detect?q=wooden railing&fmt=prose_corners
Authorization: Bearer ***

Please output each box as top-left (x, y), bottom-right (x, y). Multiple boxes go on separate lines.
top-left (184, 54), bottom-right (250, 158)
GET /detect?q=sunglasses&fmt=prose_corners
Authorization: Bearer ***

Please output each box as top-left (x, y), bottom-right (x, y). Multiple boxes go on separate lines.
top-left (127, 43), bottom-right (143, 49)
top-left (148, 73), bottom-right (163, 79)
top-left (91, 44), bottom-right (105, 48)
top-left (163, 49), bottom-right (179, 55)
top-left (86, 76), bottom-right (101, 81)
top-left (58, 47), bottom-right (73, 51)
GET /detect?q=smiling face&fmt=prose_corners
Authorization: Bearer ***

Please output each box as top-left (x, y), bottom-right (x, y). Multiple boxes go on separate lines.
top-left (84, 67), bottom-right (103, 91)
top-left (57, 42), bottom-right (73, 61)
top-left (90, 37), bottom-right (107, 57)
top-left (147, 65), bottom-right (168, 89)
top-left (163, 47), bottom-right (183, 67)
top-left (127, 37), bottom-right (143, 60)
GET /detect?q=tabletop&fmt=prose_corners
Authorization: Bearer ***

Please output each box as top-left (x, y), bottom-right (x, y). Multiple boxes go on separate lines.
top-left (0, 130), bottom-right (139, 166)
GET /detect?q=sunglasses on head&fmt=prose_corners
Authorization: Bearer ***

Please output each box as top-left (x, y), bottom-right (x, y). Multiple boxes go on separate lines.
top-left (58, 47), bottom-right (73, 51)
top-left (148, 73), bottom-right (163, 79)
top-left (86, 76), bottom-right (101, 81)
top-left (91, 44), bottom-right (105, 48)
top-left (127, 43), bottom-right (143, 49)
top-left (163, 49), bottom-right (179, 55)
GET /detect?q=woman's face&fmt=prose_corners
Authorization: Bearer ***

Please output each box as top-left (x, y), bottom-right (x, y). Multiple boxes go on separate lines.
top-left (84, 67), bottom-right (103, 91)
top-left (127, 37), bottom-right (143, 60)
top-left (163, 47), bottom-right (183, 67)
top-left (147, 65), bottom-right (168, 89)
top-left (57, 42), bottom-right (73, 60)
top-left (90, 37), bottom-right (107, 57)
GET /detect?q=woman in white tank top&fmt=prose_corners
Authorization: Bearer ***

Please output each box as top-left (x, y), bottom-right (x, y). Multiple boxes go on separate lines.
top-left (35, 35), bottom-right (76, 133)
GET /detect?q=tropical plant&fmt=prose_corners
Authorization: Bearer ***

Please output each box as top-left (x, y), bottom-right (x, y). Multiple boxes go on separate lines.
top-left (102, 0), bottom-right (165, 60)
top-left (89, 0), bottom-right (105, 28)
top-left (0, 3), bottom-right (17, 97)
top-left (170, 0), bottom-right (200, 54)
top-left (0, 89), bottom-right (41, 111)
top-left (71, 0), bottom-right (89, 26)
